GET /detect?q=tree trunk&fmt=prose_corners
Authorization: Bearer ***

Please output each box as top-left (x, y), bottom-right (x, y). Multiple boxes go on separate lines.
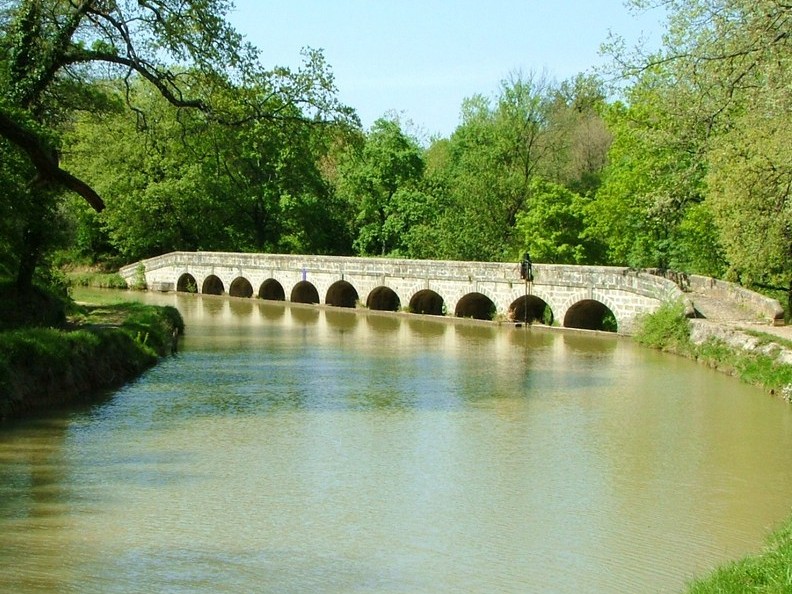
top-left (15, 226), bottom-right (43, 295)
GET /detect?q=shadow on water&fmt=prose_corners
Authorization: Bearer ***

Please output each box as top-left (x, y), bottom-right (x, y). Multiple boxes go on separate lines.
top-left (364, 313), bottom-right (401, 334)
top-left (290, 306), bottom-right (320, 325)
top-left (228, 299), bottom-right (254, 318)
top-left (197, 295), bottom-right (226, 317)
top-left (454, 322), bottom-right (498, 341)
top-left (506, 326), bottom-right (558, 349)
top-left (257, 301), bottom-right (286, 321)
top-left (324, 309), bottom-right (358, 331)
top-left (562, 331), bottom-right (619, 355)
top-left (405, 316), bottom-right (448, 338)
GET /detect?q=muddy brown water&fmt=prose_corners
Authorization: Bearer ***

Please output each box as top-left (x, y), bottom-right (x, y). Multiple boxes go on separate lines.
top-left (1, 290), bottom-right (791, 593)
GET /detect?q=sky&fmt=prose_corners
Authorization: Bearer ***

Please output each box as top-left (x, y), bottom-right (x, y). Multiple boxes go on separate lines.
top-left (227, 1), bottom-right (667, 139)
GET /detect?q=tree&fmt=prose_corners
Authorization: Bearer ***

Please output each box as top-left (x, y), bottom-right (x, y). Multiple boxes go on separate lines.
top-left (0, 0), bottom-right (351, 291)
top-left (335, 118), bottom-right (425, 256)
top-left (707, 108), bottom-right (791, 309)
top-left (515, 178), bottom-right (603, 264)
top-left (603, 0), bottom-right (789, 305)
top-left (65, 78), bottom-right (354, 261)
top-left (589, 91), bottom-right (722, 272)
top-left (431, 73), bottom-right (556, 261)
top-left (543, 74), bottom-right (612, 195)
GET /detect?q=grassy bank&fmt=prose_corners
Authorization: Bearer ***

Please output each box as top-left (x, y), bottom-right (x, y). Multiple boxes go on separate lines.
top-left (635, 301), bottom-right (792, 398)
top-left (0, 300), bottom-right (183, 421)
top-left (635, 302), bottom-right (792, 592)
top-left (686, 515), bottom-right (792, 593)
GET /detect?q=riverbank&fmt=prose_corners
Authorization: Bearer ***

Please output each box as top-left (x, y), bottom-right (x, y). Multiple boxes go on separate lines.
top-left (633, 302), bottom-right (792, 592)
top-left (636, 301), bottom-right (792, 400)
top-left (0, 300), bottom-right (183, 422)
top-left (685, 515), bottom-right (792, 593)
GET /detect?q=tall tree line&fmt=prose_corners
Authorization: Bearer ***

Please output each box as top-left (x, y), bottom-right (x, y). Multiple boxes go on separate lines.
top-left (1, 0), bottom-right (788, 313)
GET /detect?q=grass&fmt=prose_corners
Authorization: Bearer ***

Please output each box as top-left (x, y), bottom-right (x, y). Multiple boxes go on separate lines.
top-left (636, 300), bottom-right (792, 395)
top-left (0, 279), bottom-right (67, 330)
top-left (686, 516), bottom-right (792, 593)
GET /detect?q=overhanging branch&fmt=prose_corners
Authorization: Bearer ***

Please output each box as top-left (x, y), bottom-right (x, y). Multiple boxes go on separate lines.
top-left (0, 109), bottom-right (105, 211)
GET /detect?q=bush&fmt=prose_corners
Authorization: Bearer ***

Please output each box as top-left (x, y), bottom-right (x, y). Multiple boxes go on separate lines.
top-left (67, 271), bottom-right (128, 289)
top-left (634, 299), bottom-right (691, 352)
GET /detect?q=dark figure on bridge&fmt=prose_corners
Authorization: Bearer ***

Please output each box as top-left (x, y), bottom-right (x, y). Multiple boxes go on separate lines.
top-left (520, 252), bottom-right (533, 283)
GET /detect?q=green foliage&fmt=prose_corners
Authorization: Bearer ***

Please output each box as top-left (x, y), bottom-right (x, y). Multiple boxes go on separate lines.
top-left (1, 1), bottom-right (355, 285)
top-left (634, 300), bottom-right (691, 352)
top-left (64, 77), bottom-right (353, 261)
top-left (0, 278), bottom-right (67, 330)
top-left (335, 117), bottom-right (425, 256)
top-left (131, 264), bottom-right (147, 291)
top-left (695, 337), bottom-right (792, 395)
top-left (66, 271), bottom-right (128, 290)
top-left (515, 177), bottom-right (603, 264)
top-left (598, 0), bottom-right (787, 288)
top-left (418, 71), bottom-right (612, 263)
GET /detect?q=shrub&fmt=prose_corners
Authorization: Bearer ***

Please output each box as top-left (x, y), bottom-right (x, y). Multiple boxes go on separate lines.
top-left (634, 299), bottom-right (691, 352)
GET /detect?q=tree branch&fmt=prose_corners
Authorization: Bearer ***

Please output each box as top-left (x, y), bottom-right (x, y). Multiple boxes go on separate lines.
top-left (0, 109), bottom-right (105, 211)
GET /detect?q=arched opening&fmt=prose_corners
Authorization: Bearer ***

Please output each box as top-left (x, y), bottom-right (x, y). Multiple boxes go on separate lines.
top-left (177, 273), bottom-right (197, 293)
top-left (409, 289), bottom-right (445, 316)
top-left (564, 299), bottom-right (618, 332)
top-left (229, 277), bottom-right (253, 298)
top-left (509, 295), bottom-right (554, 325)
top-left (455, 292), bottom-right (496, 320)
top-left (290, 280), bottom-right (320, 304)
top-left (258, 279), bottom-right (285, 301)
top-left (202, 275), bottom-right (224, 295)
top-left (325, 280), bottom-right (359, 308)
top-left (366, 286), bottom-right (400, 311)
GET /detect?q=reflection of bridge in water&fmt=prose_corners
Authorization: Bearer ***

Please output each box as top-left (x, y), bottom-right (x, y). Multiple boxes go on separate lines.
top-left (120, 251), bottom-right (686, 334)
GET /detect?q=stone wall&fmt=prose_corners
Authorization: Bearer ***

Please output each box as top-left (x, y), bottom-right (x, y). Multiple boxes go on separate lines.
top-left (688, 275), bottom-right (785, 325)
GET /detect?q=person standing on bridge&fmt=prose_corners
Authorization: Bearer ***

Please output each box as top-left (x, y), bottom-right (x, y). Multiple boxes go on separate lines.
top-left (520, 252), bottom-right (533, 283)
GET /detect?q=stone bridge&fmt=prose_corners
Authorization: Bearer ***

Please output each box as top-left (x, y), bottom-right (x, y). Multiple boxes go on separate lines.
top-left (118, 251), bottom-right (695, 334)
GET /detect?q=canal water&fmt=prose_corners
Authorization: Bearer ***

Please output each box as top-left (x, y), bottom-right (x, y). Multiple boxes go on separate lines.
top-left (1, 290), bottom-right (791, 593)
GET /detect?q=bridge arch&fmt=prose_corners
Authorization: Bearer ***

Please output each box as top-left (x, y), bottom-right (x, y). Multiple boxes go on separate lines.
top-left (229, 276), bottom-right (253, 298)
top-left (177, 273), bottom-right (197, 293)
top-left (455, 292), bottom-right (496, 320)
top-left (326, 280), bottom-right (359, 308)
top-left (409, 289), bottom-right (445, 316)
top-left (366, 286), bottom-right (401, 311)
top-left (290, 280), bottom-right (320, 304)
top-left (258, 279), bottom-right (285, 301)
top-left (509, 295), bottom-right (554, 325)
top-left (564, 299), bottom-right (617, 332)
top-left (202, 275), bottom-right (224, 295)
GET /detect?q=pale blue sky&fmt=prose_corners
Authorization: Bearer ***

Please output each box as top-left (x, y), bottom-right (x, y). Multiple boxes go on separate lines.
top-left (228, 1), bottom-right (666, 138)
